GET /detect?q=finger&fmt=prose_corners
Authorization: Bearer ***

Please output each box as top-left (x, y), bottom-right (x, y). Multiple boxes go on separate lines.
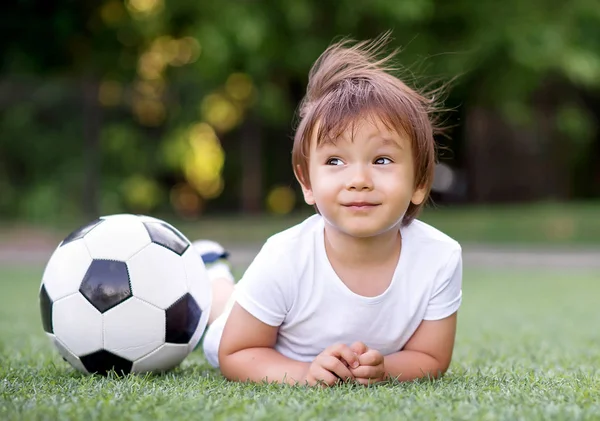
top-left (319, 355), bottom-right (355, 382)
top-left (350, 341), bottom-right (368, 355)
top-left (358, 349), bottom-right (383, 366)
top-left (326, 344), bottom-right (359, 369)
top-left (312, 366), bottom-right (340, 387)
top-left (349, 364), bottom-right (380, 379)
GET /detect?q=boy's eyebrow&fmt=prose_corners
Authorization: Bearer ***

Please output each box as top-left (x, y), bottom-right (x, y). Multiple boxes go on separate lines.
top-left (315, 133), bottom-right (405, 150)
top-left (375, 136), bottom-right (404, 149)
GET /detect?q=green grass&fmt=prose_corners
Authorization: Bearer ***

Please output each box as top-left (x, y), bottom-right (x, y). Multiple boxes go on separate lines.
top-left (3, 201), bottom-right (599, 247)
top-left (1, 263), bottom-right (600, 420)
top-left (191, 201), bottom-right (600, 245)
top-left (420, 201), bottom-right (600, 246)
top-left (131, 201), bottom-right (600, 245)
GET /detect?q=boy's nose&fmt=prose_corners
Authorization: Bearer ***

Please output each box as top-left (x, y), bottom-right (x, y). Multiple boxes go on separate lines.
top-left (345, 165), bottom-right (373, 190)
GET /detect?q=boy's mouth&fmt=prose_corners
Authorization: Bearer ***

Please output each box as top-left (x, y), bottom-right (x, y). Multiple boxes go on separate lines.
top-left (342, 201), bottom-right (380, 209)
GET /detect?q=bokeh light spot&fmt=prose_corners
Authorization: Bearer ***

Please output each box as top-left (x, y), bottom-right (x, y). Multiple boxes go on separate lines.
top-left (137, 51), bottom-right (165, 80)
top-left (134, 79), bottom-right (165, 99)
top-left (101, 1), bottom-right (126, 25)
top-left (132, 98), bottom-right (165, 126)
top-left (431, 163), bottom-right (455, 193)
top-left (201, 94), bottom-right (241, 133)
top-left (171, 37), bottom-right (201, 66)
top-left (183, 123), bottom-right (226, 199)
top-left (266, 186), bottom-right (296, 215)
top-left (126, 0), bottom-right (163, 17)
top-left (170, 183), bottom-right (203, 218)
top-left (225, 73), bottom-right (254, 102)
top-left (121, 175), bottom-right (161, 212)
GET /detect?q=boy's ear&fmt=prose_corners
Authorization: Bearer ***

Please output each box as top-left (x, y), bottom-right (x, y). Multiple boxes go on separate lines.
top-left (410, 184), bottom-right (427, 206)
top-left (295, 165), bottom-right (315, 205)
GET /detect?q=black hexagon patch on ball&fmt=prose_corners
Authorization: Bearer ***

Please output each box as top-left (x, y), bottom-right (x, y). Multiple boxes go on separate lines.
top-left (79, 260), bottom-right (132, 313)
top-left (165, 293), bottom-right (202, 344)
top-left (80, 350), bottom-right (133, 376)
top-left (60, 219), bottom-right (105, 247)
top-left (39, 284), bottom-right (53, 333)
top-left (143, 222), bottom-right (189, 256)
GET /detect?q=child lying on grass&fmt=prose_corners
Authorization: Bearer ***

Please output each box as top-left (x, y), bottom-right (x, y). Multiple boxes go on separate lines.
top-left (195, 33), bottom-right (462, 387)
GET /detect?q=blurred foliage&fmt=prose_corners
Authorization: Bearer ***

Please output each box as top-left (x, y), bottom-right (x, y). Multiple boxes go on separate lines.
top-left (0, 0), bottom-right (599, 222)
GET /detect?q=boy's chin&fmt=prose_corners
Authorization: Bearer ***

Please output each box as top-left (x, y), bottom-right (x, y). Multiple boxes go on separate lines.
top-left (333, 222), bottom-right (400, 239)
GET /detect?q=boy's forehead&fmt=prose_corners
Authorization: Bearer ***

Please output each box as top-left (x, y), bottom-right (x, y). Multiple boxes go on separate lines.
top-left (310, 116), bottom-right (407, 149)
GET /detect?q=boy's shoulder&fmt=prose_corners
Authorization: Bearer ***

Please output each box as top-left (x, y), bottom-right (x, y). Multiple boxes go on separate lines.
top-left (403, 218), bottom-right (461, 252)
top-left (248, 214), bottom-right (321, 274)
top-left (262, 213), bottom-right (322, 251)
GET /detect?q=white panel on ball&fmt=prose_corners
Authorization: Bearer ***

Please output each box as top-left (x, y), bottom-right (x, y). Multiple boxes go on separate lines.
top-left (131, 343), bottom-right (190, 373)
top-left (127, 243), bottom-right (188, 310)
top-left (103, 297), bottom-right (165, 361)
top-left (42, 240), bottom-right (93, 301)
top-left (84, 215), bottom-right (151, 261)
top-left (53, 294), bottom-right (103, 356)
top-left (181, 249), bottom-right (212, 312)
top-left (47, 332), bottom-right (89, 374)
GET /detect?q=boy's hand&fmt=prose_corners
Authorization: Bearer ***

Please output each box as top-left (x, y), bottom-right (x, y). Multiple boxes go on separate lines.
top-left (349, 341), bottom-right (387, 386)
top-left (303, 343), bottom-right (359, 387)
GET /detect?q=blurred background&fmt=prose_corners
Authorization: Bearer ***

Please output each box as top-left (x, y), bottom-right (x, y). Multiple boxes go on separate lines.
top-left (1, 0), bottom-right (599, 250)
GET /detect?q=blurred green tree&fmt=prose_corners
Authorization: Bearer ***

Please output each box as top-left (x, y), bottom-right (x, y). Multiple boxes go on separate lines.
top-left (0, 0), bottom-right (599, 222)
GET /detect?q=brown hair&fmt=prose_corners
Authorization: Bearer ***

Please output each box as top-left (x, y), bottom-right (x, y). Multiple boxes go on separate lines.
top-left (292, 33), bottom-right (443, 226)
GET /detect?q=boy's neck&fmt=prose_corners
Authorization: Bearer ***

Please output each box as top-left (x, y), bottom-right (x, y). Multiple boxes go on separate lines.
top-left (323, 224), bottom-right (402, 268)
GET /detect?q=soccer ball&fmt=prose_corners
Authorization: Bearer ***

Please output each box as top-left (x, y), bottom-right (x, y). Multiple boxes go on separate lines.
top-left (38, 214), bottom-right (212, 376)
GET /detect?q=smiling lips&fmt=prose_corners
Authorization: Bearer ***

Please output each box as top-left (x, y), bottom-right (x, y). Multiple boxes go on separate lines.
top-left (342, 202), bottom-right (380, 210)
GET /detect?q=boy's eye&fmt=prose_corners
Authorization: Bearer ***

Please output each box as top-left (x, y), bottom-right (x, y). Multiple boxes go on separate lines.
top-left (326, 158), bottom-right (343, 166)
top-left (374, 157), bottom-right (392, 165)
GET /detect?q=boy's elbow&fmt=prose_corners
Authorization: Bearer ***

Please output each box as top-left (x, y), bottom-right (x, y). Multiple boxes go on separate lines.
top-left (419, 364), bottom-right (447, 381)
top-left (432, 357), bottom-right (452, 379)
top-left (421, 354), bottom-right (452, 380)
top-left (218, 348), bottom-right (238, 381)
top-left (219, 358), bottom-right (244, 382)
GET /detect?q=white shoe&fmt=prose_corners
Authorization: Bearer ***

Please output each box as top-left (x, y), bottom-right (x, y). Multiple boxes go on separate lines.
top-left (192, 240), bottom-right (235, 284)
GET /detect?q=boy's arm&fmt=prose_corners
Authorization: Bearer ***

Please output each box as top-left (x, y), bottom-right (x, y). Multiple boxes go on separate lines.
top-left (384, 312), bottom-right (457, 381)
top-left (381, 248), bottom-right (462, 382)
top-left (218, 303), bottom-right (309, 385)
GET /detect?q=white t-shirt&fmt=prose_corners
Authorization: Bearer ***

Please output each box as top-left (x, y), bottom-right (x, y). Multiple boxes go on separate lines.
top-left (203, 214), bottom-right (462, 368)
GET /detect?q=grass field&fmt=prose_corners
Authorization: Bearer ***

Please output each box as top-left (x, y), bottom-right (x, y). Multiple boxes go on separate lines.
top-left (175, 201), bottom-right (600, 246)
top-left (3, 201), bottom-right (600, 247)
top-left (1, 264), bottom-right (600, 420)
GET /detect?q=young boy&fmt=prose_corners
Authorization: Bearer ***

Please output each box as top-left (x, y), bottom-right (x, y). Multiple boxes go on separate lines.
top-left (195, 35), bottom-right (462, 387)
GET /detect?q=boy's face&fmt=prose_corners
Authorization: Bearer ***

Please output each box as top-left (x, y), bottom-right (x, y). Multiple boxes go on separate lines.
top-left (299, 117), bottom-right (426, 238)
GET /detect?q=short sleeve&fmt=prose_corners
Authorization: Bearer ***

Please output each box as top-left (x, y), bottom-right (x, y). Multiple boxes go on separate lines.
top-left (423, 247), bottom-right (463, 321)
top-left (233, 239), bottom-right (294, 327)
